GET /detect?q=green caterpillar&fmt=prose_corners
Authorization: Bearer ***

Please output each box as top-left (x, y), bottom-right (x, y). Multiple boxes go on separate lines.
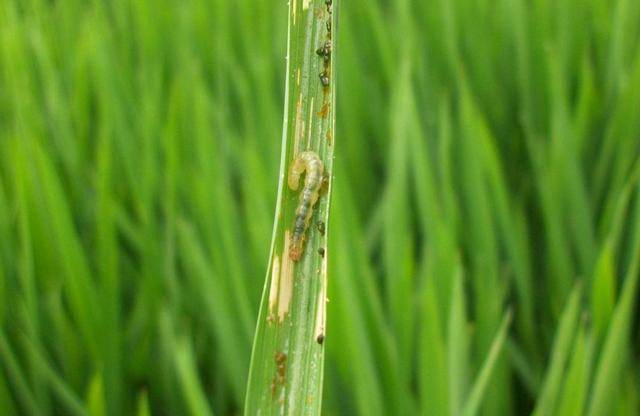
top-left (288, 151), bottom-right (324, 262)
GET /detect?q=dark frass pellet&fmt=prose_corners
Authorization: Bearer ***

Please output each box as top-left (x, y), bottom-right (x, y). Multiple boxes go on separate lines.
top-left (316, 40), bottom-right (332, 63)
top-left (319, 71), bottom-right (330, 87)
top-left (317, 221), bottom-right (325, 236)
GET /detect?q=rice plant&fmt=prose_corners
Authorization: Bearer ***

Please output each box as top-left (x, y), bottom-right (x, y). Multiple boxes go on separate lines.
top-left (0, 0), bottom-right (638, 415)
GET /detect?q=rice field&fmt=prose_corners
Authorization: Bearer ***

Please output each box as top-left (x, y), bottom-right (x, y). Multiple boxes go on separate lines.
top-left (0, 0), bottom-right (639, 414)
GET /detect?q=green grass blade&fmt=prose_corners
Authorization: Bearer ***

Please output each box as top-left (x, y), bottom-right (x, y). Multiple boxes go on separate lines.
top-left (0, 331), bottom-right (42, 415)
top-left (448, 267), bottom-right (469, 416)
top-left (461, 310), bottom-right (512, 416)
top-left (555, 322), bottom-right (594, 416)
top-left (587, 185), bottom-right (640, 416)
top-left (532, 284), bottom-right (582, 416)
top-left (174, 338), bottom-right (215, 416)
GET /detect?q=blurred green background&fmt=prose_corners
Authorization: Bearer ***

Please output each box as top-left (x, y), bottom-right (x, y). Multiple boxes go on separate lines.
top-left (1, 0), bottom-right (640, 415)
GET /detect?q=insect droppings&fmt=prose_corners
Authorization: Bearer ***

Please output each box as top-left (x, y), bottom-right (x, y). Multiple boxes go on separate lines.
top-left (317, 221), bottom-right (325, 236)
top-left (316, 40), bottom-right (332, 63)
top-left (288, 151), bottom-right (324, 261)
top-left (319, 71), bottom-right (330, 87)
top-left (318, 247), bottom-right (325, 257)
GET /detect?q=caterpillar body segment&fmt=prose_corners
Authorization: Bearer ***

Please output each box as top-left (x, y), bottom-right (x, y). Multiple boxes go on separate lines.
top-left (288, 151), bottom-right (324, 262)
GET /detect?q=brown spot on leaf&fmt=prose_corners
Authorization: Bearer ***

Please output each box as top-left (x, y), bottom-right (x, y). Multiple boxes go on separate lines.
top-left (271, 352), bottom-right (288, 398)
top-left (318, 102), bottom-right (330, 119)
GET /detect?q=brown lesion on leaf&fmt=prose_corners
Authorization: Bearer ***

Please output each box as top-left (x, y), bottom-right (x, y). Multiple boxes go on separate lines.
top-left (319, 173), bottom-right (329, 195)
top-left (270, 351), bottom-right (288, 398)
top-left (326, 129), bottom-right (333, 146)
top-left (318, 102), bottom-right (330, 119)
